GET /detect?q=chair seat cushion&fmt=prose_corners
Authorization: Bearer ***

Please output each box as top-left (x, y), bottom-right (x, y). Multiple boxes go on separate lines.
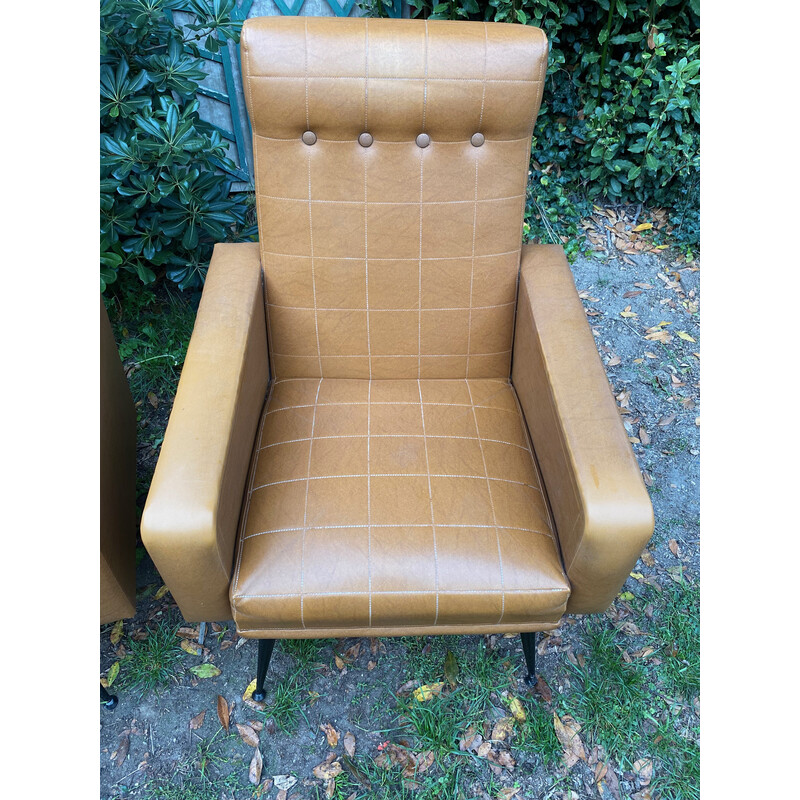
top-left (230, 379), bottom-right (570, 636)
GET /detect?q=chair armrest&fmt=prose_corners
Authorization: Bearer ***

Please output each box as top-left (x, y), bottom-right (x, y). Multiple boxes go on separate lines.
top-left (141, 243), bottom-right (269, 622)
top-left (512, 244), bottom-right (653, 614)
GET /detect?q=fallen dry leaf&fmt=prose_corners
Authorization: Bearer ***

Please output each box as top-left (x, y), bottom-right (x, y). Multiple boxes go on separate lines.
top-left (622, 290), bottom-right (643, 298)
top-left (342, 754), bottom-right (371, 789)
top-left (396, 680), bottom-right (420, 696)
top-left (658, 413), bottom-right (677, 427)
top-left (486, 747), bottom-right (516, 772)
top-left (344, 731), bottom-right (356, 758)
top-left (669, 539), bottom-right (681, 557)
top-left (444, 650), bottom-right (460, 688)
top-left (217, 695), bottom-right (230, 732)
top-left (607, 355), bottom-right (621, 366)
top-left (154, 585), bottom-right (170, 600)
top-left (176, 626), bottom-right (199, 639)
top-left (110, 619), bottom-right (124, 646)
top-left (181, 639), bottom-right (203, 656)
top-left (114, 732), bottom-right (130, 768)
top-left (249, 747), bottom-right (263, 785)
top-left (459, 725), bottom-right (483, 753)
top-left (412, 682), bottom-right (445, 702)
top-left (477, 741), bottom-right (493, 758)
top-left (535, 674), bottom-right (553, 703)
top-left (553, 713), bottom-right (587, 768)
top-left (313, 753), bottom-right (343, 782)
top-left (320, 723), bottom-right (340, 748)
top-left (345, 642), bottom-right (361, 661)
top-left (639, 427), bottom-right (651, 445)
top-left (189, 710), bottom-right (206, 730)
top-left (273, 775), bottom-right (297, 791)
top-left (237, 723), bottom-right (260, 748)
top-left (508, 696), bottom-right (526, 723)
top-left (243, 679), bottom-right (266, 711)
top-left (641, 550), bottom-right (656, 567)
top-left (633, 758), bottom-right (654, 786)
top-left (105, 661), bottom-right (120, 688)
top-left (491, 717), bottom-right (515, 741)
top-left (498, 788), bottom-right (521, 799)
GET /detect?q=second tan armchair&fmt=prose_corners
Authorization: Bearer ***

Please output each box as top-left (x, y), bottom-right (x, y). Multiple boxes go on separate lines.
top-left (142, 16), bottom-right (653, 699)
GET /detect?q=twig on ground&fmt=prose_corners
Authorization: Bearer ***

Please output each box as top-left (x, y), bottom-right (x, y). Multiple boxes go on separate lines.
top-left (631, 202), bottom-right (643, 229)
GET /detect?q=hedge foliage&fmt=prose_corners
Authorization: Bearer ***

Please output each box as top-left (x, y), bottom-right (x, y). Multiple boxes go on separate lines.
top-left (101, 0), bottom-right (699, 292)
top-left (368, 0), bottom-right (700, 254)
top-left (100, 0), bottom-right (251, 291)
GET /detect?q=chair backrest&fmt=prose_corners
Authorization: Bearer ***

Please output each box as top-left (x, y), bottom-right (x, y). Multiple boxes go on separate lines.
top-left (241, 16), bottom-right (547, 380)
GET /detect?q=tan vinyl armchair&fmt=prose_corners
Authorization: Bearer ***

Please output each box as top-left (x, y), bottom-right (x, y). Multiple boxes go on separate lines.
top-left (142, 17), bottom-right (653, 698)
top-left (101, 298), bottom-right (137, 707)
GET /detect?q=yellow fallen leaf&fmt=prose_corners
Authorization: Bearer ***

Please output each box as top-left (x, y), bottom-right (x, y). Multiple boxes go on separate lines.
top-left (492, 716), bottom-right (515, 741)
top-left (110, 619), bottom-right (124, 646)
top-left (154, 585), bottom-right (170, 600)
top-left (242, 678), bottom-right (266, 711)
top-left (677, 331), bottom-right (696, 342)
top-left (618, 591), bottom-right (635, 601)
top-left (655, 244), bottom-right (669, 250)
top-left (106, 661), bottom-right (120, 687)
top-left (620, 310), bottom-right (638, 318)
top-left (181, 639), bottom-right (202, 656)
top-left (632, 222), bottom-right (653, 232)
top-left (320, 723), bottom-right (340, 748)
top-left (413, 682), bottom-right (445, 702)
top-left (630, 572), bottom-right (644, 581)
top-left (509, 696), bottom-right (527, 723)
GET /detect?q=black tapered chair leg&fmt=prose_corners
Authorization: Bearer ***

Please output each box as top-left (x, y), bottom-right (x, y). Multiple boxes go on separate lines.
top-left (101, 683), bottom-right (118, 709)
top-left (521, 632), bottom-right (537, 687)
top-left (252, 638), bottom-right (276, 702)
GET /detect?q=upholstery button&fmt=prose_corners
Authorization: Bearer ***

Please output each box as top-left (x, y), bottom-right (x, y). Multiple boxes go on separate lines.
top-left (302, 130), bottom-right (317, 145)
top-left (415, 133), bottom-right (430, 148)
top-left (358, 132), bottom-right (373, 148)
top-left (471, 132), bottom-right (485, 147)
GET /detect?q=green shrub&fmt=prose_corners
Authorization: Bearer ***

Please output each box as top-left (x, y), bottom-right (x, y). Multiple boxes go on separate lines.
top-left (367, 0), bottom-right (700, 251)
top-left (100, 0), bottom-right (251, 291)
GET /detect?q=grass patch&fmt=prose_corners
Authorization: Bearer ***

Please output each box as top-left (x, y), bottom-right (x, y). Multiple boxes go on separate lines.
top-left (142, 728), bottom-right (246, 800)
top-left (646, 580), bottom-right (700, 699)
top-left (650, 718), bottom-right (700, 800)
top-left (256, 639), bottom-right (335, 733)
top-left (264, 669), bottom-right (309, 733)
top-left (104, 278), bottom-right (197, 403)
top-left (332, 751), bottom-right (476, 800)
top-left (117, 616), bottom-right (185, 697)
top-left (398, 692), bottom-right (463, 756)
top-left (281, 637), bottom-right (330, 669)
top-left (514, 698), bottom-right (562, 765)
top-left (567, 622), bottom-right (650, 765)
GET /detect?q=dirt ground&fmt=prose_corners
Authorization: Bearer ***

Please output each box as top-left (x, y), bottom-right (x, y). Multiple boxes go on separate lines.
top-left (100, 244), bottom-right (699, 800)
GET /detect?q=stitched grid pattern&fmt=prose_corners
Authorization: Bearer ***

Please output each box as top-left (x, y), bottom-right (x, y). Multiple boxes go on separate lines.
top-left (242, 19), bottom-right (548, 381)
top-left (231, 378), bottom-right (570, 632)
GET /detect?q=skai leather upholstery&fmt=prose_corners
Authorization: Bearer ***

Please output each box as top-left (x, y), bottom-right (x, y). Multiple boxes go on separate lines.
top-left (141, 17), bottom-right (653, 634)
top-left (101, 299), bottom-right (137, 624)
